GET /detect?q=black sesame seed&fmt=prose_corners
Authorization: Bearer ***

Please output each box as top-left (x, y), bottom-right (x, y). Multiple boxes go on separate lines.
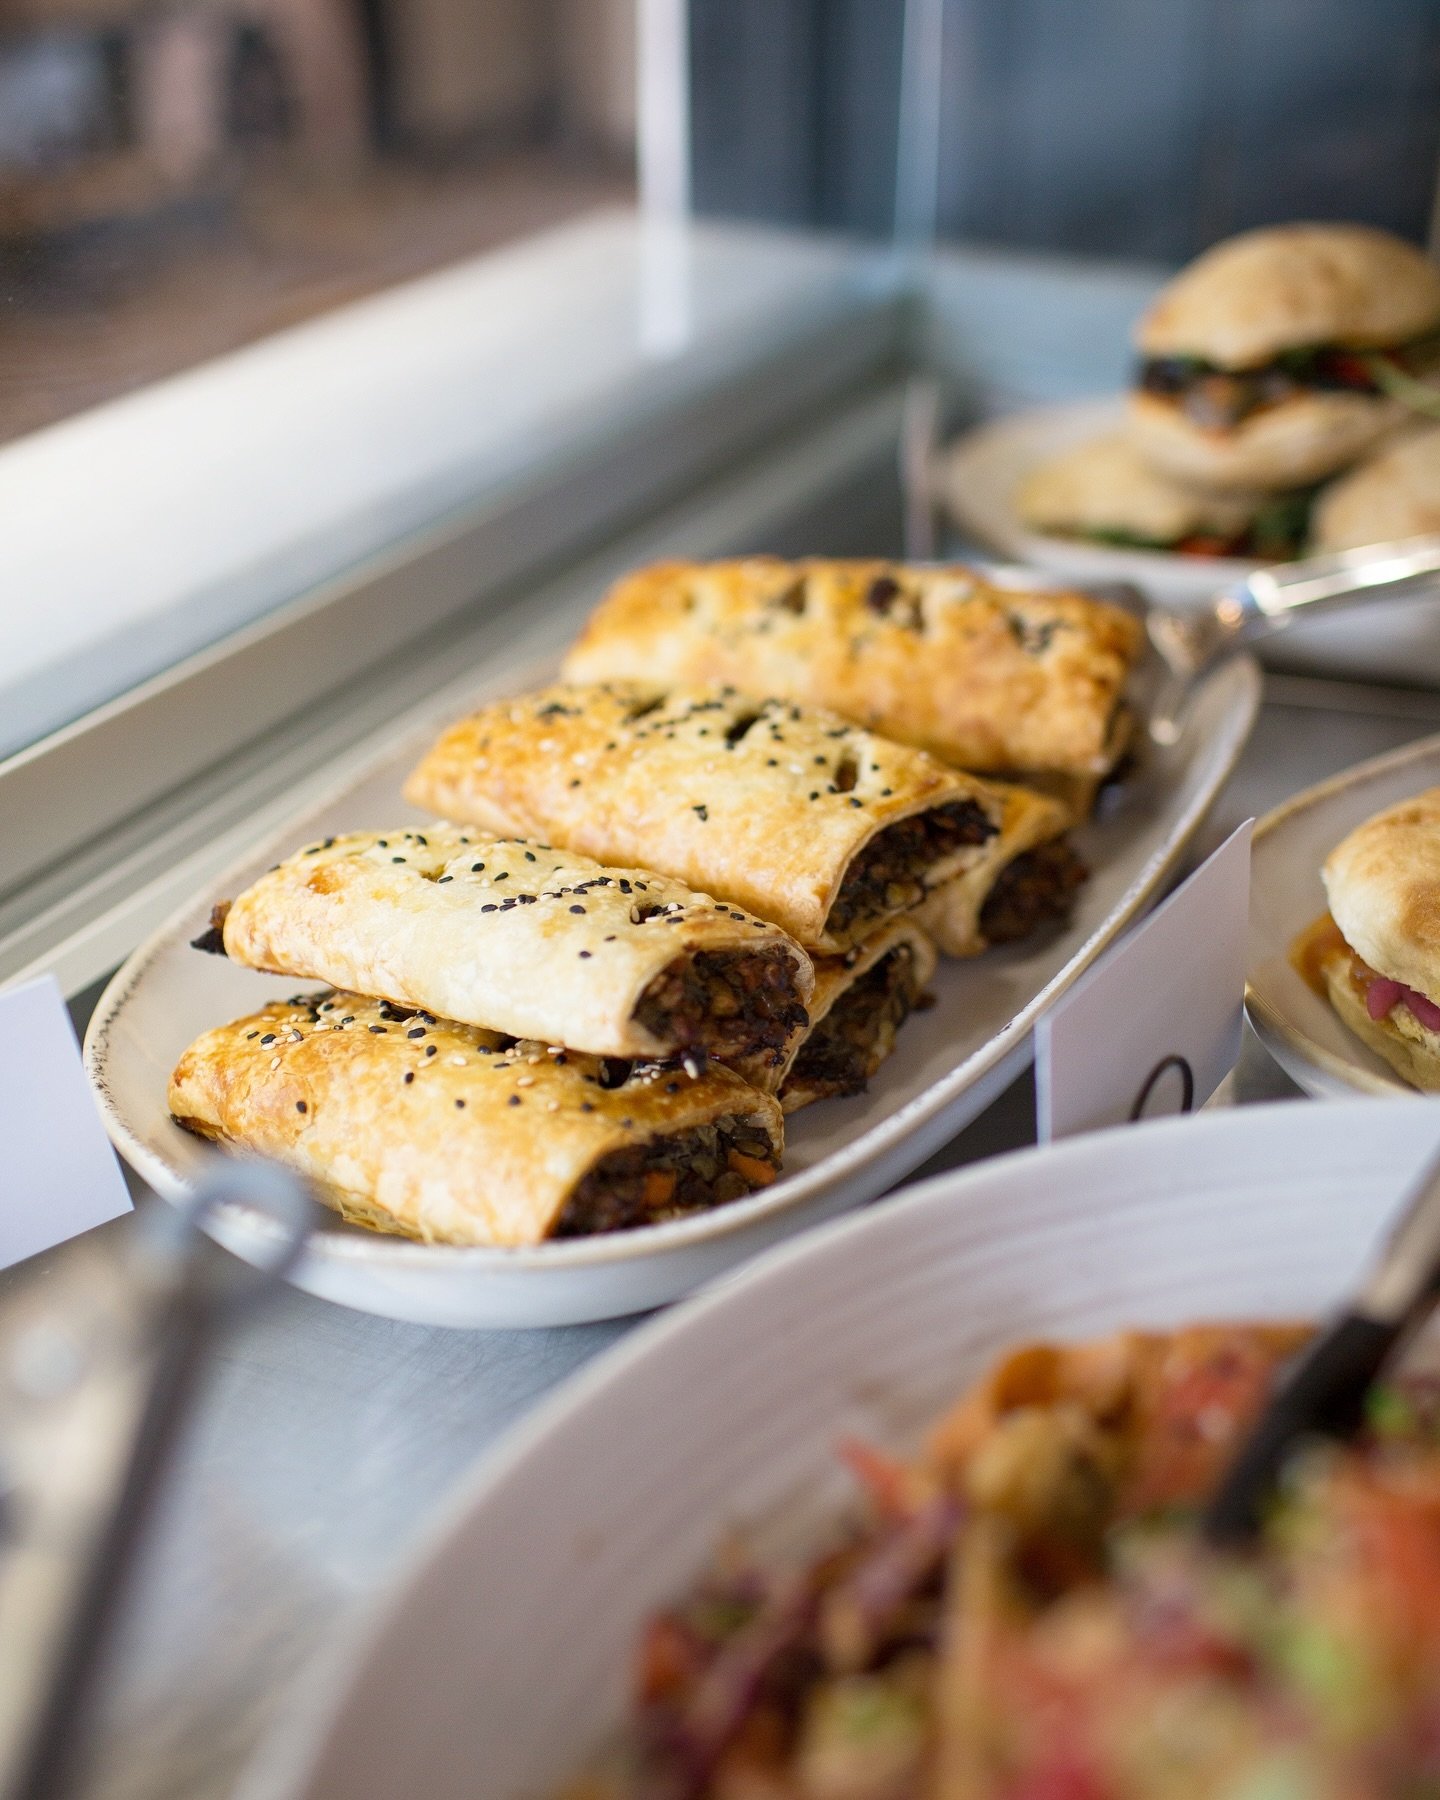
top-left (295, 1101), bottom-right (307, 1114)
top-left (692, 804), bottom-right (708, 821)
top-left (425, 1045), bottom-right (437, 1057)
top-left (524, 850), bottom-right (536, 860)
top-left (581, 1102), bottom-right (595, 1113)
top-left (471, 862), bottom-right (485, 872)
top-left (437, 876), bottom-right (453, 883)
top-left (481, 904), bottom-right (498, 913)
top-left (809, 791), bottom-right (819, 801)
top-left (369, 1025), bottom-right (386, 1034)
top-left (455, 1099), bottom-right (466, 1109)
top-left (579, 950), bottom-right (591, 959)
top-left (392, 856), bottom-right (406, 864)
top-left (341, 1015), bottom-right (355, 1025)
top-left (260, 1033), bottom-right (276, 1045)
top-left (407, 1027), bottom-right (426, 1039)
top-left (508, 1095), bottom-right (522, 1106)
top-left (849, 797), bottom-right (863, 808)
top-left (767, 758), bottom-right (778, 766)
top-left (569, 904), bottom-right (585, 914)
top-left (403, 1071), bottom-right (415, 1084)
top-left (569, 778), bottom-right (581, 788)
top-left (494, 872), bottom-right (508, 881)
top-left (246, 1031), bottom-right (258, 1040)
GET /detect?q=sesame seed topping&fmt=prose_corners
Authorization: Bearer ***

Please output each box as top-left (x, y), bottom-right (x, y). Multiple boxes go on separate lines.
top-left (295, 1100), bottom-right (307, 1113)
top-left (403, 1072), bottom-right (415, 1084)
top-left (455, 1099), bottom-right (466, 1109)
top-left (509, 1095), bottom-right (522, 1106)
top-left (407, 1027), bottom-right (426, 1039)
top-left (578, 950), bottom-right (591, 959)
top-left (260, 1033), bottom-right (276, 1045)
top-left (569, 904), bottom-right (585, 914)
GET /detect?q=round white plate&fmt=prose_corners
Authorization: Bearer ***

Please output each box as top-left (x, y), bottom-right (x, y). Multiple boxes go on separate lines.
top-left (242, 1097), bottom-right (1440, 1800)
top-left (84, 650), bottom-right (1258, 1329)
top-left (943, 399), bottom-right (1440, 686)
top-left (941, 396), bottom-right (1260, 606)
top-left (1246, 732), bottom-right (1440, 1098)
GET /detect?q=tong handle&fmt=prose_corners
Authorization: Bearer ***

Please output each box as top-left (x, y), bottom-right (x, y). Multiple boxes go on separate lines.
top-left (1205, 1142), bottom-right (1440, 1544)
top-left (1226, 535), bottom-right (1440, 643)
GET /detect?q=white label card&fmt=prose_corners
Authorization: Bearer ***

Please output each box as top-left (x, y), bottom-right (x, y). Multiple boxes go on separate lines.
top-left (0, 975), bottom-right (133, 1268)
top-left (1036, 821), bottom-right (1253, 1142)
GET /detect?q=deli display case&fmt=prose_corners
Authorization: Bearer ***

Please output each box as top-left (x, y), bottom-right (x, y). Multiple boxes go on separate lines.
top-left (4, 3), bottom-right (1440, 1797)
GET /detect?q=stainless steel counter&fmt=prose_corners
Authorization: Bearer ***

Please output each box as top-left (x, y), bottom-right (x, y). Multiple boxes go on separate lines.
top-left (8, 667), bottom-right (1440, 1800)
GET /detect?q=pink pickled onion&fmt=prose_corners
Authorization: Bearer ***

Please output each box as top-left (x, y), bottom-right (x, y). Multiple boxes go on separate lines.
top-left (1366, 976), bottom-right (1440, 1031)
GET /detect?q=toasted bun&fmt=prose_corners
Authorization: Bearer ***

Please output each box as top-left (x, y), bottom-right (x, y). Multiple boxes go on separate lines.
top-left (1016, 432), bottom-right (1262, 541)
top-left (1322, 786), bottom-right (1440, 999)
top-left (1129, 386), bottom-right (1400, 490)
top-left (1311, 424), bottom-right (1440, 551)
top-left (1320, 944), bottom-right (1440, 1091)
top-left (1137, 224), bottom-right (1440, 368)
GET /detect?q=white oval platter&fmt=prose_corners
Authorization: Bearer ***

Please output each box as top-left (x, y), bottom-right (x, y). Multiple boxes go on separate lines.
top-left (86, 648), bottom-right (1258, 1328)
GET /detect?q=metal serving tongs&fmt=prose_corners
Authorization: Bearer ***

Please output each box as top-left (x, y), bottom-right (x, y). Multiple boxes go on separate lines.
top-left (1149, 534), bottom-right (1440, 746)
top-left (0, 1163), bottom-right (314, 1800)
top-left (1204, 1141), bottom-right (1440, 1544)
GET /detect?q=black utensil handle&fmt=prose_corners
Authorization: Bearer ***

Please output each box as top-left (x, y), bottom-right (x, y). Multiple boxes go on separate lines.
top-left (1203, 1311), bottom-right (1397, 1546)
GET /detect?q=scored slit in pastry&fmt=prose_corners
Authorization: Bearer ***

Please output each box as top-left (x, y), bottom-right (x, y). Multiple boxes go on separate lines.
top-left (777, 919), bottom-right (937, 1113)
top-left (168, 992), bottom-right (785, 1247)
top-left (194, 826), bottom-right (813, 1091)
top-left (1293, 786), bottom-right (1440, 1091)
top-left (561, 558), bottom-right (1143, 793)
top-left (403, 683), bottom-right (1010, 954)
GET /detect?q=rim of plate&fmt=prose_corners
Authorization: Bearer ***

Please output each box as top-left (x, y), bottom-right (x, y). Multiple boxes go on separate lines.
top-left (943, 396), bottom-right (1263, 583)
top-left (1242, 727), bottom-right (1440, 1096)
top-left (86, 656), bottom-right (1260, 1277)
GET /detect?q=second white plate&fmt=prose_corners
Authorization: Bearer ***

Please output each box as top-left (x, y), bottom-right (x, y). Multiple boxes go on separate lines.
top-left (1247, 730), bottom-right (1440, 1097)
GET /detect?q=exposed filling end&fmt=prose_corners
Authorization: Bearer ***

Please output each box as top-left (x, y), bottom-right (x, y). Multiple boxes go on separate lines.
top-left (828, 800), bottom-right (998, 940)
top-left (979, 839), bottom-right (1089, 945)
top-left (634, 947), bottom-right (809, 1069)
top-left (782, 945), bottom-right (922, 1105)
top-left (190, 900), bottom-right (231, 956)
top-left (551, 1115), bottom-right (779, 1237)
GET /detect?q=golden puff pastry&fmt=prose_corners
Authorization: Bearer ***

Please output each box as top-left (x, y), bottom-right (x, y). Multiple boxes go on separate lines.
top-left (169, 991), bottom-right (784, 1247)
top-left (201, 826), bottom-right (813, 1089)
top-left (777, 918), bottom-right (936, 1114)
top-left (403, 682), bottom-right (1007, 954)
top-left (915, 781), bottom-right (1082, 957)
top-left (560, 559), bottom-right (1143, 783)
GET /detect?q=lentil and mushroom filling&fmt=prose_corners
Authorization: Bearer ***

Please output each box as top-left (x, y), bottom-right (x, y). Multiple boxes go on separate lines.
top-left (827, 800), bottom-right (997, 942)
top-left (783, 945), bottom-right (922, 1104)
top-left (978, 838), bottom-right (1088, 946)
top-left (551, 1115), bottom-right (779, 1237)
top-left (633, 947), bottom-right (808, 1068)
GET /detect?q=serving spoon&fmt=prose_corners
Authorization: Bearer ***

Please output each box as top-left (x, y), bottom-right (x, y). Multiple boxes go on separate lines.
top-left (1204, 1136), bottom-right (1440, 1544)
top-left (1148, 534), bottom-right (1440, 745)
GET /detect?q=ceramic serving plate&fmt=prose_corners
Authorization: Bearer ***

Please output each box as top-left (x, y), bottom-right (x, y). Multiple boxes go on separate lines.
top-left (941, 396), bottom-right (1262, 606)
top-left (242, 1098), bottom-right (1440, 1800)
top-left (943, 398), bottom-right (1440, 686)
top-left (1247, 731), bottom-right (1440, 1098)
top-left (86, 645), bottom-right (1258, 1329)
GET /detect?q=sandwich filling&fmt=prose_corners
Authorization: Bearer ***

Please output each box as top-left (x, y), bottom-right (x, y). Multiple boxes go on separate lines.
top-left (1291, 911), bottom-right (1440, 1032)
top-left (633, 946), bottom-right (810, 1071)
top-left (552, 1115), bottom-right (779, 1236)
top-left (1138, 330), bottom-right (1440, 432)
top-left (826, 799), bottom-right (998, 942)
top-left (1077, 488), bottom-right (1314, 560)
top-left (781, 943), bottom-right (925, 1107)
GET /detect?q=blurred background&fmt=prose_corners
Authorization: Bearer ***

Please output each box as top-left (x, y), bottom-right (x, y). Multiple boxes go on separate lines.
top-left (2, 0), bottom-right (1436, 448)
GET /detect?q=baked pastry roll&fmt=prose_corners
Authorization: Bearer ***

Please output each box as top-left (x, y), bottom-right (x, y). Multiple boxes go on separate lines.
top-left (1291, 787), bottom-right (1440, 1091)
top-left (169, 991), bottom-right (784, 1247)
top-left (198, 826), bottom-right (812, 1090)
top-left (776, 919), bottom-right (936, 1114)
top-left (915, 782), bottom-right (1084, 957)
top-left (404, 683), bottom-right (1007, 954)
top-left (560, 561), bottom-right (1143, 786)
